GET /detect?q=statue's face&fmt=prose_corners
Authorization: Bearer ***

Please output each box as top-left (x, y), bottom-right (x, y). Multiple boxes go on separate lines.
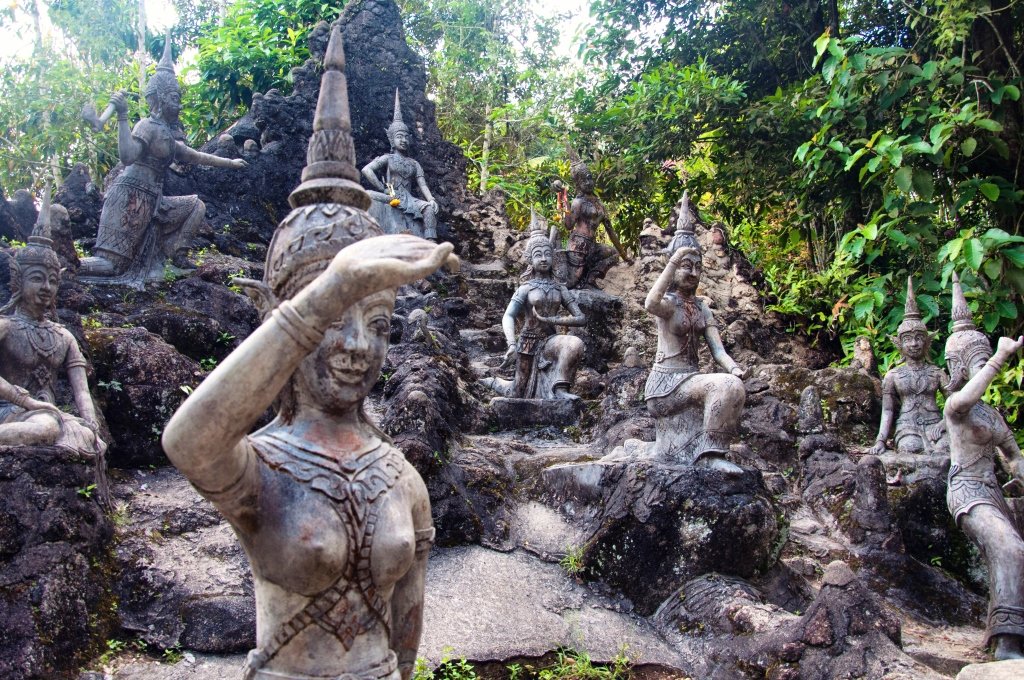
top-left (673, 256), bottom-right (702, 293)
top-left (392, 130), bottom-right (410, 152)
top-left (945, 345), bottom-right (990, 392)
top-left (577, 173), bottom-right (595, 194)
top-left (530, 243), bottom-right (553, 274)
top-left (898, 330), bottom-right (928, 360)
top-left (20, 265), bottom-right (59, 315)
top-left (160, 89), bottom-right (181, 120)
top-left (295, 290), bottom-right (394, 413)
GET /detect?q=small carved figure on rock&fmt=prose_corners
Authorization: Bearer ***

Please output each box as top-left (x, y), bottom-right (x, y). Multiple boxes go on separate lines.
top-left (482, 211), bottom-right (586, 400)
top-left (644, 239), bottom-right (746, 469)
top-left (870, 277), bottom-right (949, 458)
top-left (162, 27), bottom-right (456, 680)
top-left (943, 272), bottom-right (1024, 660)
top-left (79, 36), bottom-right (246, 287)
top-left (0, 187), bottom-right (108, 497)
top-left (563, 147), bottom-right (630, 288)
top-left (362, 89), bottom-right (439, 240)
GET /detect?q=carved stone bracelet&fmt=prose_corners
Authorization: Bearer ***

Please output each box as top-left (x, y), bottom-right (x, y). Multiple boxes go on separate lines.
top-left (273, 301), bottom-right (325, 354)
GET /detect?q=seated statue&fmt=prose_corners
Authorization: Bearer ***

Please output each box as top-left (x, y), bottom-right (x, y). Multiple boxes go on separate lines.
top-left (361, 89), bottom-right (438, 240)
top-left (0, 189), bottom-right (107, 482)
top-left (563, 147), bottom-right (630, 288)
top-left (644, 233), bottom-right (745, 469)
top-left (870, 277), bottom-right (949, 458)
top-left (482, 212), bottom-right (586, 400)
top-left (79, 37), bottom-right (246, 288)
top-left (161, 29), bottom-right (453, 680)
top-left (943, 272), bottom-right (1024, 660)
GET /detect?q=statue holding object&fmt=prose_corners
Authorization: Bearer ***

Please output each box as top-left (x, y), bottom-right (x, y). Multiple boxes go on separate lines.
top-left (942, 272), bottom-right (1024, 660)
top-left (481, 211), bottom-right (586, 400)
top-left (870, 277), bottom-right (949, 458)
top-left (361, 89), bottom-right (439, 240)
top-left (563, 148), bottom-right (631, 288)
top-left (643, 214), bottom-right (745, 469)
top-left (0, 186), bottom-right (109, 501)
top-left (79, 35), bottom-right (246, 288)
top-left (161, 27), bottom-right (456, 680)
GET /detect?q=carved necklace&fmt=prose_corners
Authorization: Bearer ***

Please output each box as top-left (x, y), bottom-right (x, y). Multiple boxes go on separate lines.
top-left (12, 309), bottom-right (62, 360)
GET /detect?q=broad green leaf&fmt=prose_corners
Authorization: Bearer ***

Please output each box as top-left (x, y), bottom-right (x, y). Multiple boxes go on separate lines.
top-left (997, 300), bottom-right (1018, 320)
top-left (983, 310), bottom-right (1000, 333)
top-left (963, 238), bottom-right (985, 271)
top-left (979, 183), bottom-right (1000, 201)
top-left (911, 169), bottom-right (934, 200)
top-left (983, 258), bottom-right (1003, 280)
top-left (975, 118), bottom-right (1003, 132)
top-left (960, 137), bottom-right (977, 156)
top-left (1002, 247), bottom-right (1024, 268)
top-left (894, 166), bottom-right (913, 193)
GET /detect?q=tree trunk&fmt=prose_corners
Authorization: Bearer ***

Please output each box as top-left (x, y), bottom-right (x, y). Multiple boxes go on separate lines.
top-left (479, 104), bottom-right (492, 194)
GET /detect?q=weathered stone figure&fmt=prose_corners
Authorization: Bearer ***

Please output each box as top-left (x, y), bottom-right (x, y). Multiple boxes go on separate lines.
top-left (79, 37), bottom-right (246, 287)
top-left (361, 89), bottom-right (438, 240)
top-left (644, 240), bottom-right (746, 468)
top-left (482, 212), bottom-right (586, 400)
top-left (162, 27), bottom-right (456, 680)
top-left (870, 277), bottom-right (949, 457)
top-left (943, 272), bottom-right (1024, 660)
top-left (563, 148), bottom-right (629, 288)
top-left (0, 188), bottom-right (107, 482)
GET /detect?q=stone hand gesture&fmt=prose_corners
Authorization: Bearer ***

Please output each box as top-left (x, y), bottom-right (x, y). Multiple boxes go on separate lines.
top-left (110, 90), bottom-right (129, 115)
top-left (996, 335), bottom-right (1024, 360)
top-left (327, 234), bottom-right (459, 297)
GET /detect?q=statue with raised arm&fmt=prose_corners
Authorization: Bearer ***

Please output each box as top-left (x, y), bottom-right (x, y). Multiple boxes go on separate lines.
top-left (942, 272), bottom-right (1024, 660)
top-left (79, 36), bottom-right (246, 288)
top-left (870, 277), bottom-right (949, 458)
top-left (0, 186), bottom-right (108, 499)
top-left (161, 28), bottom-right (456, 680)
top-left (563, 147), bottom-right (630, 288)
top-left (643, 225), bottom-right (745, 469)
top-left (361, 89), bottom-right (438, 240)
top-left (481, 211), bottom-right (586, 400)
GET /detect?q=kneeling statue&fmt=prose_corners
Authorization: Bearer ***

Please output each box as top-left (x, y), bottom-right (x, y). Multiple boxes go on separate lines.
top-left (644, 240), bottom-right (745, 468)
top-left (943, 272), bottom-right (1024, 660)
top-left (482, 213), bottom-right (586, 400)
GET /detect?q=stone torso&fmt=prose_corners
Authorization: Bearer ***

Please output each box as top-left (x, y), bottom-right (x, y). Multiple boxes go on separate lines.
top-left (887, 363), bottom-right (944, 424)
top-left (0, 313), bottom-right (77, 402)
top-left (516, 279), bottom-right (567, 340)
top-left (655, 293), bottom-right (711, 371)
top-left (385, 153), bottom-right (421, 196)
top-left (568, 195), bottom-right (606, 239)
top-left (120, 117), bottom-right (178, 189)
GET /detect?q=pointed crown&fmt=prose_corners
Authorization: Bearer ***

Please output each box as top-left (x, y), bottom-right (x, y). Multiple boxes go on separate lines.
top-left (567, 144), bottom-right (592, 188)
top-left (15, 179), bottom-right (60, 272)
top-left (386, 88), bottom-right (410, 141)
top-left (262, 23), bottom-right (379, 301)
top-left (144, 30), bottom-right (180, 100)
top-left (944, 271), bottom-right (991, 364)
top-left (525, 209), bottom-right (553, 256)
top-left (666, 190), bottom-right (701, 255)
top-left (896, 276), bottom-right (927, 335)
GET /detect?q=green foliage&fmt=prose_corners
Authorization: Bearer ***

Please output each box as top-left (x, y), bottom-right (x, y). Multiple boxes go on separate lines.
top-left (559, 544), bottom-right (585, 577)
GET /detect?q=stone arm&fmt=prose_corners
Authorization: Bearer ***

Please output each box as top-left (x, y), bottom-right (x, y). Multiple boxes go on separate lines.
top-left (162, 236), bottom-right (457, 492)
top-left (110, 92), bottom-right (143, 166)
top-left (645, 254), bottom-right (682, 319)
top-left (704, 322), bottom-right (743, 376)
top-left (533, 287), bottom-right (587, 327)
top-left (174, 142), bottom-right (247, 170)
top-left (413, 163), bottom-right (436, 208)
top-left (500, 291), bottom-right (528, 363)
top-left (946, 336), bottom-right (1024, 417)
top-left (996, 434), bottom-right (1024, 484)
top-left (362, 155), bottom-right (389, 193)
top-left (68, 365), bottom-right (99, 429)
top-left (600, 216), bottom-right (632, 264)
top-left (0, 375), bottom-right (59, 414)
top-left (390, 472), bottom-right (432, 680)
top-left (870, 373), bottom-right (897, 454)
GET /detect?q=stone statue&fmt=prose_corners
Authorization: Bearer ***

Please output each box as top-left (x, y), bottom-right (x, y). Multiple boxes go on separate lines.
top-left (644, 232), bottom-right (746, 469)
top-left (79, 36), bottom-right (247, 288)
top-left (870, 277), bottom-right (949, 458)
top-left (481, 211), bottom-right (586, 400)
top-left (563, 147), bottom-right (630, 288)
top-left (942, 272), bottom-right (1024, 660)
top-left (0, 187), bottom-right (108, 499)
top-left (361, 89), bottom-right (438, 240)
top-left (161, 27), bottom-right (457, 680)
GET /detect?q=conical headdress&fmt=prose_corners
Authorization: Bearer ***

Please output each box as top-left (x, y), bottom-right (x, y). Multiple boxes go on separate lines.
top-left (261, 23), bottom-right (379, 302)
top-left (896, 276), bottom-right (927, 335)
top-left (666, 190), bottom-right (701, 255)
top-left (386, 88), bottom-right (410, 142)
top-left (15, 179), bottom-right (60, 272)
top-left (144, 30), bottom-right (180, 100)
top-left (944, 271), bottom-right (991, 367)
top-left (525, 209), bottom-right (553, 255)
top-left (567, 144), bottom-right (592, 188)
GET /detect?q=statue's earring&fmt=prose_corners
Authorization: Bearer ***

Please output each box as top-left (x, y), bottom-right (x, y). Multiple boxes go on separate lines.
top-left (233, 278), bottom-right (278, 321)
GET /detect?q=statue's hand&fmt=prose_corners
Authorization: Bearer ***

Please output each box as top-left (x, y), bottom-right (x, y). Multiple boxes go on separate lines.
top-left (428, 199), bottom-right (438, 212)
top-left (328, 235), bottom-right (459, 295)
top-left (730, 365), bottom-right (747, 379)
top-left (996, 335), bottom-right (1024, 359)
top-left (25, 398), bottom-right (61, 414)
top-left (531, 307), bottom-right (553, 324)
top-left (231, 158), bottom-right (248, 170)
top-left (110, 90), bottom-right (128, 115)
top-left (869, 440), bottom-right (887, 456)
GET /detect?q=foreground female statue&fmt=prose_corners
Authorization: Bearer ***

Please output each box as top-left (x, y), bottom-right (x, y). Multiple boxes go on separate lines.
top-left (79, 37), bottom-right (246, 287)
top-left (162, 28), bottom-right (455, 680)
top-left (870, 277), bottom-right (949, 458)
top-left (361, 90), bottom-right (438, 240)
top-left (482, 213), bottom-right (586, 400)
top-left (644, 240), bottom-right (745, 468)
top-left (0, 188), bottom-right (108, 498)
top-left (942, 273), bottom-right (1024, 660)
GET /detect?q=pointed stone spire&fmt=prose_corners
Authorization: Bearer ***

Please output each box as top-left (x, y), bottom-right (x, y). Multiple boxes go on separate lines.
top-left (156, 28), bottom-right (174, 75)
top-left (14, 177), bottom-right (60, 272)
top-left (30, 178), bottom-right (53, 247)
top-left (145, 28), bottom-right (180, 100)
top-left (903, 275), bottom-right (921, 321)
top-left (675, 190), bottom-right (694, 235)
top-left (950, 272), bottom-right (976, 333)
top-left (528, 208), bottom-right (546, 236)
top-left (393, 88), bottom-right (403, 125)
top-left (666, 190), bottom-right (701, 255)
top-left (288, 23), bottom-right (369, 210)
